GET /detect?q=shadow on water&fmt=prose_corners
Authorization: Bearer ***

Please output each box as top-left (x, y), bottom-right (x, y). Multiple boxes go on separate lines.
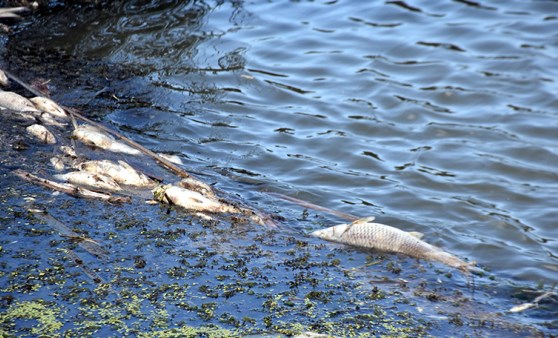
top-left (1, 0), bottom-right (557, 336)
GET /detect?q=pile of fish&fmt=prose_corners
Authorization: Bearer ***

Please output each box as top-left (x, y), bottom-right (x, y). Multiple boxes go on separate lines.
top-left (1, 72), bottom-right (271, 226)
top-left (2, 68), bottom-right (479, 273)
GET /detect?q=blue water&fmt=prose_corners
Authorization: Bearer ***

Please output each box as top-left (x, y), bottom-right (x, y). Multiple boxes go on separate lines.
top-left (68, 0), bottom-right (558, 283)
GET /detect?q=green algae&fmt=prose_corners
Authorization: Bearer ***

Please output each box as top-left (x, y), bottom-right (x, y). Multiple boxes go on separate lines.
top-left (0, 300), bottom-right (64, 337)
top-left (140, 324), bottom-right (238, 338)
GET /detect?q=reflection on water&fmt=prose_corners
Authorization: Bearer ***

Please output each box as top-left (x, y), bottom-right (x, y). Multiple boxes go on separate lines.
top-left (3, 0), bottom-right (558, 332)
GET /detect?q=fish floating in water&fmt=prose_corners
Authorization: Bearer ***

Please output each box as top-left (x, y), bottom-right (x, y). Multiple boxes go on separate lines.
top-left (0, 91), bottom-right (40, 112)
top-left (73, 124), bottom-right (141, 155)
top-left (30, 97), bottom-right (68, 119)
top-left (153, 184), bottom-right (240, 214)
top-left (54, 171), bottom-right (121, 192)
top-left (79, 160), bottom-right (154, 187)
top-left (311, 216), bottom-right (476, 273)
top-left (26, 124), bottom-right (56, 144)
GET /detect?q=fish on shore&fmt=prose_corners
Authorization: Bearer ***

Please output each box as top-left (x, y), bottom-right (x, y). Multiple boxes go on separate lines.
top-left (311, 216), bottom-right (476, 273)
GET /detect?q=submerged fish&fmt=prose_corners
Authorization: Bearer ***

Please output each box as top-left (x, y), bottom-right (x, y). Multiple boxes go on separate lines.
top-left (311, 216), bottom-right (475, 273)
top-left (73, 124), bottom-right (141, 155)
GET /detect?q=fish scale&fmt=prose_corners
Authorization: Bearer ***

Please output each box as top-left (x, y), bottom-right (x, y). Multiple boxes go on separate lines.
top-left (311, 216), bottom-right (474, 273)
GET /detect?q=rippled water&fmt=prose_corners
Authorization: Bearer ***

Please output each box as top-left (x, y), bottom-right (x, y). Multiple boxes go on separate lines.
top-left (2, 0), bottom-right (558, 333)
top-left (44, 0), bottom-right (558, 282)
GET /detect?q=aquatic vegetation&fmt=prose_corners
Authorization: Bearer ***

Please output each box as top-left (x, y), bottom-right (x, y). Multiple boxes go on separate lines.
top-left (0, 300), bottom-right (63, 336)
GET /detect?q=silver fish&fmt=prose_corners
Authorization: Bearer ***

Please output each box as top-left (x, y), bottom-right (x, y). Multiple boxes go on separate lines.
top-left (73, 124), bottom-right (141, 155)
top-left (311, 216), bottom-right (474, 273)
top-left (54, 171), bottom-right (121, 192)
top-left (26, 124), bottom-right (56, 144)
top-left (79, 160), bottom-right (153, 187)
top-left (30, 97), bottom-right (68, 119)
top-left (0, 91), bottom-right (40, 112)
top-left (153, 184), bottom-right (239, 214)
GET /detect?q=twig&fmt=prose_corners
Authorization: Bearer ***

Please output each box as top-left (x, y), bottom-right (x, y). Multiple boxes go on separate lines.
top-left (28, 208), bottom-right (108, 258)
top-left (13, 169), bottom-right (130, 203)
top-left (266, 191), bottom-right (359, 221)
top-left (62, 249), bottom-right (105, 284)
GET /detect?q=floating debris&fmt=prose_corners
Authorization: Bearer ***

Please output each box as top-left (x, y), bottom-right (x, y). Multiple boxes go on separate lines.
top-left (30, 97), bottom-right (67, 119)
top-left (73, 124), bottom-right (141, 155)
top-left (0, 91), bottom-right (40, 111)
top-left (26, 124), bottom-right (56, 144)
top-left (54, 171), bottom-right (122, 192)
top-left (27, 208), bottom-right (108, 258)
top-left (79, 159), bottom-right (154, 187)
top-left (311, 216), bottom-right (476, 273)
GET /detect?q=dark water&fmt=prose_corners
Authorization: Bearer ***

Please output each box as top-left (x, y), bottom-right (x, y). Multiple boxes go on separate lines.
top-left (50, 0), bottom-right (558, 282)
top-left (2, 0), bottom-right (558, 335)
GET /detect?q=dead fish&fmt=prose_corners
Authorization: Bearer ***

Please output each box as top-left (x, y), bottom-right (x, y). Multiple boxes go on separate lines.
top-left (33, 111), bottom-right (67, 127)
top-left (79, 160), bottom-right (153, 187)
top-left (72, 124), bottom-right (141, 155)
top-left (30, 97), bottom-right (67, 119)
top-left (0, 69), bottom-right (8, 86)
top-left (0, 91), bottom-right (40, 112)
top-left (178, 177), bottom-right (217, 199)
top-left (26, 124), bottom-right (56, 144)
top-left (311, 216), bottom-right (475, 273)
top-left (50, 157), bottom-right (65, 171)
top-left (157, 153), bottom-right (183, 165)
top-left (153, 184), bottom-right (239, 214)
top-left (54, 171), bottom-right (121, 192)
top-left (60, 146), bottom-right (77, 157)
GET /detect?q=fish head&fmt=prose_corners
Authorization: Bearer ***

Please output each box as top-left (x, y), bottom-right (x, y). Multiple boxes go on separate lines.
top-left (310, 223), bottom-right (349, 242)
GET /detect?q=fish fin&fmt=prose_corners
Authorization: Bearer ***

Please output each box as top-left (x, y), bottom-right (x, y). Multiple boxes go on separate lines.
top-left (357, 216), bottom-right (376, 223)
top-left (407, 231), bottom-right (424, 240)
top-left (340, 216), bottom-right (376, 237)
